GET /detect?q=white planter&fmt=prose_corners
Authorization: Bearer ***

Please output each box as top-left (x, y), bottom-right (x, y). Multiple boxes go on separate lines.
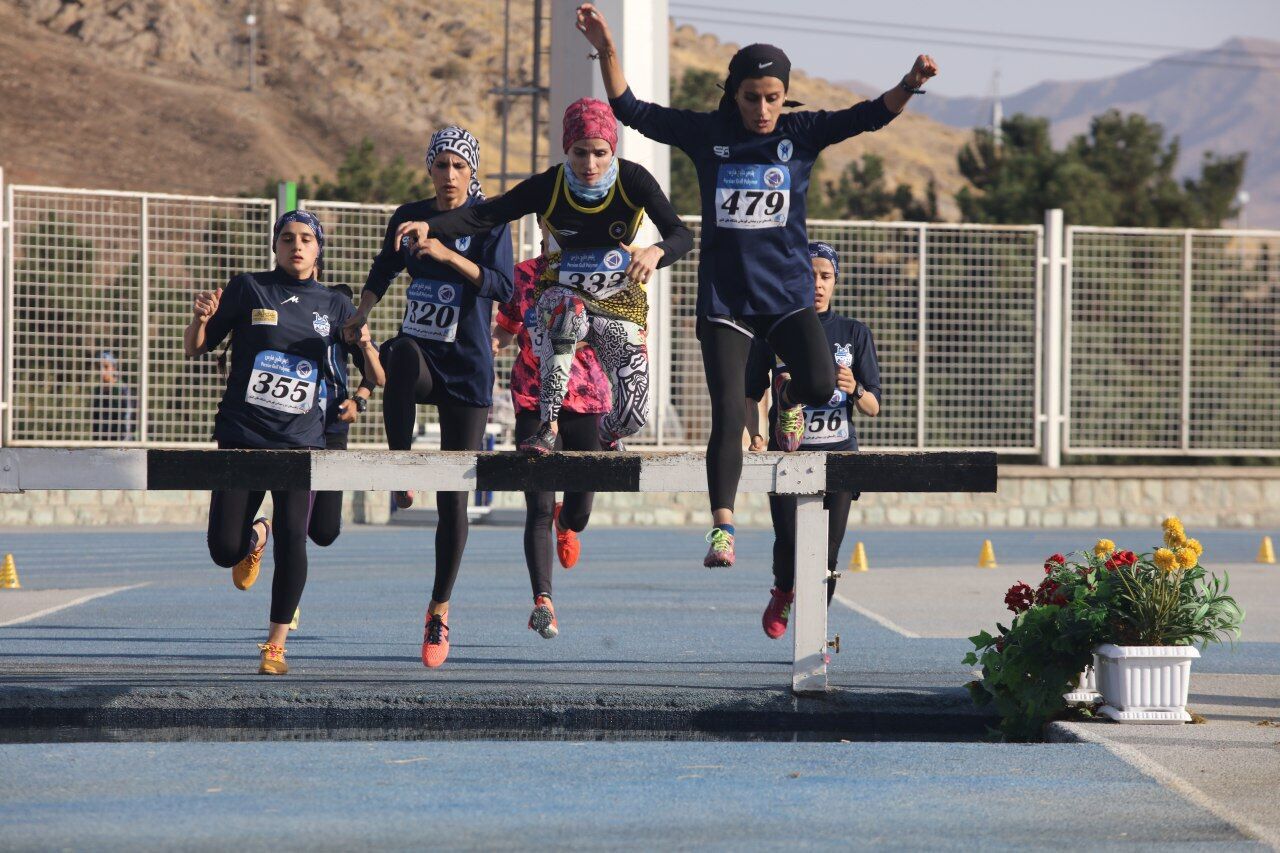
top-left (1094, 644), bottom-right (1200, 724)
top-left (1062, 657), bottom-right (1101, 705)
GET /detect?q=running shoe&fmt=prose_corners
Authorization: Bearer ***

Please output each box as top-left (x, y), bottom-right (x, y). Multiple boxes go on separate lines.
top-left (762, 588), bottom-right (794, 639)
top-left (519, 422), bottom-right (557, 456)
top-left (528, 594), bottom-right (559, 639)
top-left (233, 517), bottom-right (270, 591)
top-left (393, 490), bottom-right (415, 510)
top-left (553, 502), bottom-right (580, 569)
top-left (257, 642), bottom-right (288, 675)
top-left (289, 607), bottom-right (300, 631)
top-left (772, 373), bottom-right (805, 452)
top-left (421, 610), bottom-right (450, 668)
top-left (703, 528), bottom-right (736, 568)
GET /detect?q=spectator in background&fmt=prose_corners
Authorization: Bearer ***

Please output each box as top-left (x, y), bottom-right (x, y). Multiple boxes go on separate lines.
top-left (91, 350), bottom-right (137, 441)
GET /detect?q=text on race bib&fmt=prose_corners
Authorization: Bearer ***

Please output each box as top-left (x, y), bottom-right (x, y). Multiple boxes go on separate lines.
top-left (402, 278), bottom-right (462, 342)
top-left (804, 406), bottom-right (849, 445)
top-left (715, 164), bottom-right (791, 230)
top-left (557, 248), bottom-right (633, 298)
top-left (245, 350), bottom-right (318, 415)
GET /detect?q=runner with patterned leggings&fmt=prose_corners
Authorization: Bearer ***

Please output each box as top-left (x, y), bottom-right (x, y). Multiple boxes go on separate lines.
top-left (401, 99), bottom-right (692, 454)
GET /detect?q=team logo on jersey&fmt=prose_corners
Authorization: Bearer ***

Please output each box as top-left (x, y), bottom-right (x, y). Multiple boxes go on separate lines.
top-left (713, 145), bottom-right (731, 159)
top-left (834, 343), bottom-right (853, 368)
top-left (827, 389), bottom-right (843, 407)
top-left (603, 249), bottom-right (625, 269)
top-left (437, 284), bottom-right (456, 304)
top-left (296, 360), bottom-right (314, 380)
top-left (312, 312), bottom-right (331, 336)
top-left (777, 139), bottom-right (794, 162)
top-left (251, 308), bottom-right (278, 326)
top-left (280, 295), bottom-right (299, 305)
top-left (558, 229), bottom-right (579, 237)
top-left (608, 221), bottom-right (628, 240)
top-left (763, 167), bottom-right (786, 189)
top-left (455, 236), bottom-right (471, 252)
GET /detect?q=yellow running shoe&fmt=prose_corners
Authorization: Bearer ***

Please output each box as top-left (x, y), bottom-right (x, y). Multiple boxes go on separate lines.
top-left (257, 642), bottom-right (287, 675)
top-left (289, 607), bottom-right (300, 631)
top-left (233, 517), bottom-right (270, 591)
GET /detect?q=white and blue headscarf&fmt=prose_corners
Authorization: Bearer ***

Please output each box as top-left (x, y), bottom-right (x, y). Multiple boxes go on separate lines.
top-left (426, 126), bottom-right (484, 201)
top-left (273, 209), bottom-right (326, 277)
top-left (808, 241), bottom-right (839, 279)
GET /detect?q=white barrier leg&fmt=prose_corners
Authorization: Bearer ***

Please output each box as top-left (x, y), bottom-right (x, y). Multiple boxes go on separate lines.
top-left (792, 493), bottom-right (829, 695)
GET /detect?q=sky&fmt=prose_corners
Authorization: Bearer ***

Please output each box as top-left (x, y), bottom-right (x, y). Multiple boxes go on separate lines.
top-left (668, 0), bottom-right (1280, 98)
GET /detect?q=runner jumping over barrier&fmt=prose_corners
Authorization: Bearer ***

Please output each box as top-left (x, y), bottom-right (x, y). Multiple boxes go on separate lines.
top-left (575, 2), bottom-right (935, 567)
top-left (745, 242), bottom-right (882, 639)
top-left (183, 210), bottom-right (354, 675)
top-left (344, 126), bottom-right (515, 669)
top-left (400, 98), bottom-right (692, 455)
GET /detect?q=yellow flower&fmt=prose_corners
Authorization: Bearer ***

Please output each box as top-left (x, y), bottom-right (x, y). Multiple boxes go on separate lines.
top-left (1153, 548), bottom-right (1179, 572)
top-left (1162, 516), bottom-right (1186, 548)
top-left (1176, 547), bottom-right (1198, 569)
top-left (1094, 539), bottom-right (1116, 558)
top-left (1185, 538), bottom-right (1204, 557)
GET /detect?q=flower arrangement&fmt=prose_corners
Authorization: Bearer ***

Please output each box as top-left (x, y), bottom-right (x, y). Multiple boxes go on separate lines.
top-left (965, 517), bottom-right (1243, 740)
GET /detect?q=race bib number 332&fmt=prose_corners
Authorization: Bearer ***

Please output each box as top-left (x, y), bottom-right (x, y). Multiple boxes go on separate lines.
top-left (403, 278), bottom-right (462, 342)
top-left (715, 164), bottom-right (790, 230)
top-left (245, 350), bottom-right (318, 415)
top-left (557, 248), bottom-right (632, 298)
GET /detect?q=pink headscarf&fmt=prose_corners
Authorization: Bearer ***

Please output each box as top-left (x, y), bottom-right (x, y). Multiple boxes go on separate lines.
top-left (562, 98), bottom-right (618, 154)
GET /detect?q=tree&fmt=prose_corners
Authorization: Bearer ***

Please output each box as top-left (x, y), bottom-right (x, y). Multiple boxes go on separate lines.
top-left (668, 68), bottom-right (721, 215)
top-left (816, 154), bottom-right (939, 221)
top-left (260, 138), bottom-right (434, 205)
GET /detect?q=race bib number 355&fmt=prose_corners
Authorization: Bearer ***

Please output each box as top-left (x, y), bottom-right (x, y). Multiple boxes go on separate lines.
top-left (246, 350), bottom-right (318, 415)
top-left (715, 164), bottom-right (791, 230)
top-left (557, 248), bottom-right (633, 298)
top-left (403, 278), bottom-right (462, 342)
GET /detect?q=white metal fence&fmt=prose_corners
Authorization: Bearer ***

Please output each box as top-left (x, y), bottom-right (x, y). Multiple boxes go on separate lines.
top-left (1, 178), bottom-right (1277, 459)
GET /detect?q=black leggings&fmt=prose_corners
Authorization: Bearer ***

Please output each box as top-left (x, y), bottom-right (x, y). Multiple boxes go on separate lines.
top-left (515, 409), bottom-right (598, 598)
top-left (768, 491), bottom-right (855, 602)
top-left (698, 309), bottom-right (836, 512)
top-left (309, 431), bottom-right (348, 548)
top-left (383, 335), bottom-right (490, 603)
top-left (208, 488), bottom-right (314, 624)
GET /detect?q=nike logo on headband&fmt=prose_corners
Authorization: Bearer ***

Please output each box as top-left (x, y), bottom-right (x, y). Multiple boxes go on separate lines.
top-left (757, 61), bottom-right (774, 69)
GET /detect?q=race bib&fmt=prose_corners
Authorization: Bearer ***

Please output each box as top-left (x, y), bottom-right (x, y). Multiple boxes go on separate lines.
top-left (402, 278), bottom-right (462, 342)
top-left (245, 350), bottom-right (318, 415)
top-left (557, 247), bottom-right (632, 298)
top-left (715, 164), bottom-right (790, 230)
top-left (802, 388), bottom-right (849, 446)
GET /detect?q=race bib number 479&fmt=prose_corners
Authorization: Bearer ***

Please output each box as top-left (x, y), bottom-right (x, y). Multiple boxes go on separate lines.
top-left (246, 350), bottom-right (318, 415)
top-left (557, 247), bottom-right (632, 299)
top-left (403, 278), bottom-right (462, 342)
top-left (715, 164), bottom-right (790, 230)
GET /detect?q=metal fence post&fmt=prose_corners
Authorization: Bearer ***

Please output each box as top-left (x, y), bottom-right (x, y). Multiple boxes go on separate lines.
top-left (916, 224), bottom-right (927, 449)
top-left (1181, 230), bottom-right (1193, 452)
top-left (137, 196), bottom-right (149, 444)
top-left (1043, 209), bottom-right (1064, 468)
top-left (0, 166), bottom-right (6, 448)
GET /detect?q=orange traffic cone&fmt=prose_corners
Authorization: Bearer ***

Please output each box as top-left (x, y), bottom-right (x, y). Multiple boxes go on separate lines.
top-left (0, 554), bottom-right (19, 589)
top-left (979, 539), bottom-right (998, 569)
top-left (848, 541), bottom-right (869, 573)
top-left (1258, 536), bottom-right (1276, 565)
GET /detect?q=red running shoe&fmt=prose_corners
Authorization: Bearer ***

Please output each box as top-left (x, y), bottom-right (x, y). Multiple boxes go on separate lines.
top-left (703, 528), bottom-right (735, 568)
top-left (528, 594), bottom-right (559, 639)
top-left (421, 610), bottom-right (450, 668)
top-left (762, 588), bottom-right (794, 639)
top-left (553, 502), bottom-right (580, 569)
top-left (772, 373), bottom-right (805, 452)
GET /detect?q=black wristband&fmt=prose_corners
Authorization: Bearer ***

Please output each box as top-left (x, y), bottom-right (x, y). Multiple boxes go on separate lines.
top-left (351, 395), bottom-right (368, 413)
top-left (901, 79), bottom-right (926, 95)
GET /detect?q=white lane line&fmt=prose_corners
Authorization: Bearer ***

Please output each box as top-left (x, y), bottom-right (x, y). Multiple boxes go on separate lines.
top-left (831, 592), bottom-right (921, 639)
top-left (1051, 723), bottom-right (1279, 849)
top-left (0, 583), bottom-right (150, 627)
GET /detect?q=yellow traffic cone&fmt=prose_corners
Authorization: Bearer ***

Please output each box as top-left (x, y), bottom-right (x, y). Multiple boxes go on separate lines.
top-left (1258, 536), bottom-right (1276, 565)
top-left (289, 607), bottom-right (300, 631)
top-left (0, 554), bottom-right (20, 589)
top-left (979, 539), bottom-right (998, 569)
top-left (848, 541), bottom-right (869, 573)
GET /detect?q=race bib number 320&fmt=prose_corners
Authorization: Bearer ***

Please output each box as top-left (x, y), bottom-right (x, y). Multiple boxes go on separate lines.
top-left (403, 278), bottom-right (462, 342)
top-left (557, 248), bottom-right (632, 298)
top-left (715, 164), bottom-right (791, 230)
top-left (246, 350), bottom-right (318, 415)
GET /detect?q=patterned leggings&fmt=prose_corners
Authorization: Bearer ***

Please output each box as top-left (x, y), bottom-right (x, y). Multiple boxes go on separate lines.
top-left (535, 285), bottom-right (649, 442)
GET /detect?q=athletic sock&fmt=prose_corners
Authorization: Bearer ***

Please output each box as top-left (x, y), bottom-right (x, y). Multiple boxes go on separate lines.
top-left (715, 523), bottom-right (735, 537)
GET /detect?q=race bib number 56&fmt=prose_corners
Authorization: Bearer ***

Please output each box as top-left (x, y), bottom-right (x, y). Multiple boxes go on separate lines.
top-left (715, 164), bottom-right (790, 230)
top-left (557, 247), bottom-right (632, 298)
top-left (246, 350), bottom-right (318, 415)
top-left (403, 278), bottom-right (462, 342)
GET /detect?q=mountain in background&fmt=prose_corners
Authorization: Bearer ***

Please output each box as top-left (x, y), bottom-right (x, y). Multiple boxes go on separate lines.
top-left (872, 37), bottom-right (1280, 226)
top-left (0, 2), bottom-right (968, 219)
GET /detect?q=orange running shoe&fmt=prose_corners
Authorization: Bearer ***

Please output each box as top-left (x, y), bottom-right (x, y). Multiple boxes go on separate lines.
top-left (553, 502), bottom-right (580, 569)
top-left (528, 594), bottom-right (559, 639)
top-left (233, 517), bottom-right (270, 591)
top-left (421, 610), bottom-right (450, 668)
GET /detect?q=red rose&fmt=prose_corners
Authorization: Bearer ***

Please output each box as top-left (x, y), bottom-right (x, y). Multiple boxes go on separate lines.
top-left (1003, 581), bottom-right (1034, 614)
top-left (1035, 577), bottom-right (1069, 607)
top-left (1044, 553), bottom-right (1066, 574)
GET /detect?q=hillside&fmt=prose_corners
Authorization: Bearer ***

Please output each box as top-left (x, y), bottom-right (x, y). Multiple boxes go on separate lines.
top-left (0, 1), bottom-right (967, 218)
top-left (903, 37), bottom-right (1280, 226)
